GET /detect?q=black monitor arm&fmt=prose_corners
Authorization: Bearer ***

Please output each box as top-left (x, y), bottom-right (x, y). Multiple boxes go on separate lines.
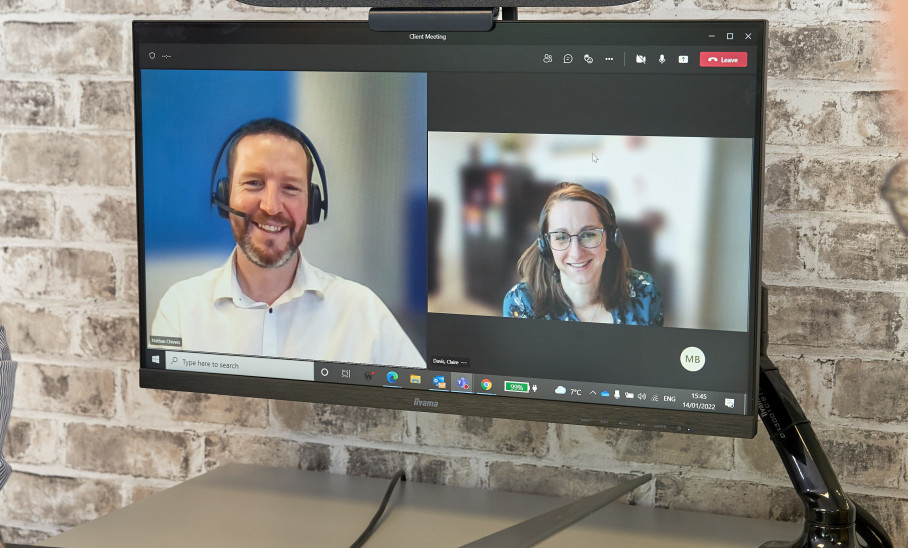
top-left (758, 283), bottom-right (891, 548)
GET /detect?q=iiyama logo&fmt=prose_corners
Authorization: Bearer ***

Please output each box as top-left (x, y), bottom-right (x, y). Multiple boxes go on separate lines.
top-left (413, 397), bottom-right (439, 408)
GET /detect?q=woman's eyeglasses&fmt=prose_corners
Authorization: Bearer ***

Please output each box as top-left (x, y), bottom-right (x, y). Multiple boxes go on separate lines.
top-left (545, 228), bottom-right (606, 251)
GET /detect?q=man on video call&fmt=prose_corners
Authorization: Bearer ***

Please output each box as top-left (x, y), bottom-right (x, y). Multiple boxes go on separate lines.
top-left (152, 118), bottom-right (425, 368)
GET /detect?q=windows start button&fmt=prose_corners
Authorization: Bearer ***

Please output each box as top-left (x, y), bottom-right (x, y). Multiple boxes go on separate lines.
top-left (700, 52), bottom-right (747, 67)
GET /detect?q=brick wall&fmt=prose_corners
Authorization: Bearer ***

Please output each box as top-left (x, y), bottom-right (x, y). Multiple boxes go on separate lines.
top-left (1, 0), bottom-right (906, 545)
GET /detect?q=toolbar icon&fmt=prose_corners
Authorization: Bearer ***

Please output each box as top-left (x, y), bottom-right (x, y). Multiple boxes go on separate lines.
top-left (506, 381), bottom-right (531, 393)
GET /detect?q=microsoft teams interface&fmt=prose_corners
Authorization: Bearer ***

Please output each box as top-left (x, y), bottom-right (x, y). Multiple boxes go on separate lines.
top-left (136, 21), bottom-right (765, 421)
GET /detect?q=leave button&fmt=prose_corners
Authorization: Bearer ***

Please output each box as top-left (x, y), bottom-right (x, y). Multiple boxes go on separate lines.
top-left (699, 52), bottom-right (747, 67)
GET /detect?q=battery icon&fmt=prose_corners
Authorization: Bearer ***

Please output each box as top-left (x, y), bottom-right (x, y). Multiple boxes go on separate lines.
top-left (504, 381), bottom-right (530, 393)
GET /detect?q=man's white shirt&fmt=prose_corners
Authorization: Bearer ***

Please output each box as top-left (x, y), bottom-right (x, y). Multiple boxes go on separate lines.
top-left (152, 249), bottom-right (426, 368)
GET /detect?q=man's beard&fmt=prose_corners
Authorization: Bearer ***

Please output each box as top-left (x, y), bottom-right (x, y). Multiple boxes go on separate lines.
top-left (231, 214), bottom-right (306, 269)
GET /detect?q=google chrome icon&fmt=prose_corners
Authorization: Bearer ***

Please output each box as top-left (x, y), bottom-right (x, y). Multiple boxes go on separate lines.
top-left (386, 371), bottom-right (399, 383)
top-left (481, 378), bottom-right (493, 391)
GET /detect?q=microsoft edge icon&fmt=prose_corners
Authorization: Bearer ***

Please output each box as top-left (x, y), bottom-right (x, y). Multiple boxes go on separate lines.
top-left (387, 371), bottom-right (399, 384)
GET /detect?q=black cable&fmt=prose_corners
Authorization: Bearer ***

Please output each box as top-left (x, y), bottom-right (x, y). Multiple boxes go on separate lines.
top-left (855, 501), bottom-right (893, 548)
top-left (348, 470), bottom-right (406, 548)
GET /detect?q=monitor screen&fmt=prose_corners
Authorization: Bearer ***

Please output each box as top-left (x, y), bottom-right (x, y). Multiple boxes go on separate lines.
top-left (135, 19), bottom-right (766, 438)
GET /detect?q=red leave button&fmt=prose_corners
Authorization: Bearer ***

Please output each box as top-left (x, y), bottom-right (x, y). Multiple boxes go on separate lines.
top-left (700, 52), bottom-right (747, 67)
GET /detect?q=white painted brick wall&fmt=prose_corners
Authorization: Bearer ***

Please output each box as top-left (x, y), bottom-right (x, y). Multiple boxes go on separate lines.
top-left (0, 0), bottom-right (906, 544)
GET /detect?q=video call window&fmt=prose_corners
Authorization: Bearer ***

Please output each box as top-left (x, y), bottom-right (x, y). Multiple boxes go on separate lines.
top-left (136, 20), bottom-right (766, 434)
top-left (427, 132), bottom-right (754, 332)
top-left (141, 69), bottom-right (429, 367)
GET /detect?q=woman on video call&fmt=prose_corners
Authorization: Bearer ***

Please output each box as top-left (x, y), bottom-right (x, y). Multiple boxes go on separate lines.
top-left (503, 182), bottom-right (663, 325)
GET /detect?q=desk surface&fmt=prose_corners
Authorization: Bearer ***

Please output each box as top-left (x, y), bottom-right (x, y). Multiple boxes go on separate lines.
top-left (41, 464), bottom-right (802, 548)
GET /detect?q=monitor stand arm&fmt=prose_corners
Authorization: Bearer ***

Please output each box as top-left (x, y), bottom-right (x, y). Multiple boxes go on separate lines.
top-left (758, 283), bottom-right (891, 548)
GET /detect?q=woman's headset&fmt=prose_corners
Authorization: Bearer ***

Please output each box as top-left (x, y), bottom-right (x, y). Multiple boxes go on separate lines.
top-left (209, 118), bottom-right (328, 225)
top-left (536, 189), bottom-right (623, 257)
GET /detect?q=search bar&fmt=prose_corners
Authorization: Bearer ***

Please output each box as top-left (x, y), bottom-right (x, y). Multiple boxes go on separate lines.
top-left (166, 351), bottom-right (314, 381)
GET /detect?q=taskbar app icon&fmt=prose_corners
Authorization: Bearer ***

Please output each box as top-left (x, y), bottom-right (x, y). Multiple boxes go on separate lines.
top-left (451, 372), bottom-right (473, 394)
top-left (432, 374), bottom-right (447, 390)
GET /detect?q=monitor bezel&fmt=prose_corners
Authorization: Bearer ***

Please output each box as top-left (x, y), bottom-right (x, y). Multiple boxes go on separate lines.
top-left (134, 19), bottom-right (766, 439)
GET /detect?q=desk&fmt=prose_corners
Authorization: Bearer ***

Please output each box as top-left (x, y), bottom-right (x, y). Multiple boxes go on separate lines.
top-left (40, 464), bottom-right (802, 547)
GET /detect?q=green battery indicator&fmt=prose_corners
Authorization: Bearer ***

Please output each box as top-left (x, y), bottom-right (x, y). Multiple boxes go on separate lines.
top-left (504, 381), bottom-right (530, 393)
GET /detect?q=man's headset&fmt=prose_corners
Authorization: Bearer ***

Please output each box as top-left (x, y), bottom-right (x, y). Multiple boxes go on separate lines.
top-left (210, 118), bottom-right (328, 225)
top-left (536, 191), bottom-right (623, 257)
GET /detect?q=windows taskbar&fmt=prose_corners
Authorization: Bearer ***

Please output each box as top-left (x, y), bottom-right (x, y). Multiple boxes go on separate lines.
top-left (147, 348), bottom-right (747, 416)
top-left (314, 361), bottom-right (747, 416)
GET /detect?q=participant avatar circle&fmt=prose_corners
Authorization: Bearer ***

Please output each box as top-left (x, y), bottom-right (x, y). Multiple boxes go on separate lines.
top-left (680, 347), bottom-right (705, 372)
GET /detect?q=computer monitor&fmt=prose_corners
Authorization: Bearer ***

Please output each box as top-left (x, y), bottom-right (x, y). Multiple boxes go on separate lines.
top-left (135, 19), bottom-right (766, 439)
